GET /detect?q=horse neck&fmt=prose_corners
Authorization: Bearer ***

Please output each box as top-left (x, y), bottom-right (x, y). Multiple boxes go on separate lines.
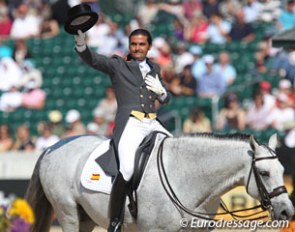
top-left (163, 136), bottom-right (252, 205)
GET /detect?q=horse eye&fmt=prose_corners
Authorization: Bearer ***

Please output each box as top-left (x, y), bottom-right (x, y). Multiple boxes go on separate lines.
top-left (259, 171), bottom-right (270, 177)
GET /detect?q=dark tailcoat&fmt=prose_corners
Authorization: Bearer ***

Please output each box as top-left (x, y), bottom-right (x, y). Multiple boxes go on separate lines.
top-left (77, 47), bottom-right (170, 174)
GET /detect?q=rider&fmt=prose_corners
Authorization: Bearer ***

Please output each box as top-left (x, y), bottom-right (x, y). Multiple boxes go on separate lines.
top-left (74, 28), bottom-right (172, 232)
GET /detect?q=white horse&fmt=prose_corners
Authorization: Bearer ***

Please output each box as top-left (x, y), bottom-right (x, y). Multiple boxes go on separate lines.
top-left (25, 133), bottom-right (294, 232)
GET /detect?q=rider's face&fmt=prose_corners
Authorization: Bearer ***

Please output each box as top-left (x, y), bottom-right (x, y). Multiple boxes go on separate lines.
top-left (129, 34), bottom-right (151, 61)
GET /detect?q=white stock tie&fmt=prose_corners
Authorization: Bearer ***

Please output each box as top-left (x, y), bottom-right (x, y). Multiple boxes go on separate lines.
top-left (139, 62), bottom-right (150, 78)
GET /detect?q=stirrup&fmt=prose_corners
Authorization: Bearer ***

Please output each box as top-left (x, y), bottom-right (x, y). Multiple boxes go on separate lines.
top-left (108, 218), bottom-right (122, 232)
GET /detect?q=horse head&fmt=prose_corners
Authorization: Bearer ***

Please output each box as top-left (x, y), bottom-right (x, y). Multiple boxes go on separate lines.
top-left (246, 133), bottom-right (294, 221)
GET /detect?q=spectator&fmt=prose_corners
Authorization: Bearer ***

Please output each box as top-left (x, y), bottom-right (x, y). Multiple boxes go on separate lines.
top-left (12, 39), bottom-right (32, 66)
top-left (65, 109), bottom-right (86, 136)
top-left (48, 110), bottom-right (65, 138)
top-left (20, 64), bottom-right (43, 89)
top-left (81, 0), bottom-right (100, 14)
top-left (0, 37), bottom-right (12, 58)
top-left (0, 57), bottom-right (22, 91)
top-left (277, 79), bottom-right (295, 109)
top-left (243, 0), bottom-right (262, 23)
top-left (216, 92), bottom-right (246, 131)
top-left (38, 10), bottom-right (60, 39)
top-left (182, 0), bottom-right (203, 21)
top-left (227, 9), bottom-right (255, 43)
top-left (86, 122), bottom-right (100, 135)
top-left (258, 0), bottom-right (281, 23)
top-left (245, 93), bottom-right (270, 130)
top-left (50, 0), bottom-right (71, 26)
top-left (0, 85), bottom-right (22, 112)
top-left (283, 121), bottom-right (295, 148)
top-left (152, 37), bottom-right (173, 69)
top-left (197, 55), bottom-right (227, 98)
top-left (277, 0), bottom-right (295, 31)
top-left (91, 108), bottom-right (110, 136)
top-left (172, 18), bottom-right (185, 42)
top-left (183, 107), bottom-right (211, 134)
top-left (86, 15), bottom-right (111, 49)
top-left (214, 51), bottom-right (237, 85)
top-left (0, 1), bottom-right (12, 38)
top-left (147, 46), bottom-right (160, 63)
top-left (137, 0), bottom-right (159, 28)
top-left (160, 65), bottom-right (180, 95)
top-left (157, 0), bottom-right (188, 27)
top-left (10, 3), bottom-right (41, 40)
top-left (190, 45), bottom-right (206, 81)
top-left (202, 0), bottom-right (220, 19)
top-left (62, 124), bottom-right (76, 138)
top-left (13, 124), bottom-right (35, 151)
top-left (0, 124), bottom-right (14, 152)
top-left (35, 122), bottom-right (59, 151)
top-left (185, 12), bottom-right (208, 44)
top-left (277, 50), bottom-right (295, 85)
top-left (174, 42), bottom-right (194, 74)
top-left (96, 21), bottom-right (123, 57)
top-left (248, 42), bottom-right (270, 76)
top-left (21, 78), bottom-right (46, 110)
top-left (207, 11), bottom-right (231, 44)
top-left (266, 93), bottom-right (295, 131)
top-left (172, 64), bottom-right (197, 96)
top-left (219, 0), bottom-right (242, 23)
top-left (249, 53), bottom-right (269, 75)
top-left (258, 80), bottom-right (276, 113)
top-left (93, 86), bottom-right (117, 124)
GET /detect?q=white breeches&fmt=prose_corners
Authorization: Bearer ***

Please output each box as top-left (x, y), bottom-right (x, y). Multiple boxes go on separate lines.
top-left (118, 116), bottom-right (171, 181)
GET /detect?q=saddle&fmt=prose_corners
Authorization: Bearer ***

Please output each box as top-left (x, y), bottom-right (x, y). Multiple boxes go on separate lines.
top-left (96, 131), bottom-right (168, 219)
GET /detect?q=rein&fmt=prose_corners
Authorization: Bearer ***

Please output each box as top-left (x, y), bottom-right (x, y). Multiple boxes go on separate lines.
top-left (157, 138), bottom-right (287, 221)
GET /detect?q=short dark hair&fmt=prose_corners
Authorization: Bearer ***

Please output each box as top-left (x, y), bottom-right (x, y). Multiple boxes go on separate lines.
top-left (129, 28), bottom-right (152, 45)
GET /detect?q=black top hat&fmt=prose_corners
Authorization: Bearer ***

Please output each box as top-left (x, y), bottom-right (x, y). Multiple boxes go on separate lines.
top-left (64, 3), bottom-right (98, 35)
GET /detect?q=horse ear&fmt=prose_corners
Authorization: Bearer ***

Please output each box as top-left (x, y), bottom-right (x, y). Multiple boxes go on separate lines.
top-left (250, 135), bottom-right (259, 151)
top-left (268, 133), bottom-right (277, 150)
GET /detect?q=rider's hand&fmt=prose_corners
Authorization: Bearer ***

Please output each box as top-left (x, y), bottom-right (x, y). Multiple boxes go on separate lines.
top-left (145, 74), bottom-right (166, 97)
top-left (74, 30), bottom-right (86, 52)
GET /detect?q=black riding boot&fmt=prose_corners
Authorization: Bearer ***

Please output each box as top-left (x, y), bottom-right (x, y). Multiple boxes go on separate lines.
top-left (108, 172), bottom-right (127, 232)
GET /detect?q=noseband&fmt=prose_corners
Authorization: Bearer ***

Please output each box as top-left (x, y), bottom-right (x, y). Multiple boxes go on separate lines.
top-left (246, 151), bottom-right (287, 210)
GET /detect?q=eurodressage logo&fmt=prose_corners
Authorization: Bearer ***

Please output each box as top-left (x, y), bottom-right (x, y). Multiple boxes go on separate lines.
top-left (90, 173), bottom-right (101, 181)
top-left (179, 218), bottom-right (290, 230)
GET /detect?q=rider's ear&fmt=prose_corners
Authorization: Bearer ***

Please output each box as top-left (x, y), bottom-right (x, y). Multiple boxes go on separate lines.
top-left (249, 135), bottom-right (259, 152)
top-left (268, 133), bottom-right (277, 151)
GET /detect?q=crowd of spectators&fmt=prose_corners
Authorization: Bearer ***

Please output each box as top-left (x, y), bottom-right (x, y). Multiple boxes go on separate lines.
top-left (0, 0), bottom-right (295, 153)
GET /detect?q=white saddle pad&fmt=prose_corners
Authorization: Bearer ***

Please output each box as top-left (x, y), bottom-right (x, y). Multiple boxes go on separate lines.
top-left (80, 139), bottom-right (113, 194)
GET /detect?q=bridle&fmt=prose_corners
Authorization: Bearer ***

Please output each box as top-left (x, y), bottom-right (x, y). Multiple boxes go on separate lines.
top-left (157, 139), bottom-right (288, 220)
top-left (245, 147), bottom-right (287, 211)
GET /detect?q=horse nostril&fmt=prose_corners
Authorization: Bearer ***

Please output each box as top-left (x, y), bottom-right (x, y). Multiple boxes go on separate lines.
top-left (280, 210), bottom-right (289, 220)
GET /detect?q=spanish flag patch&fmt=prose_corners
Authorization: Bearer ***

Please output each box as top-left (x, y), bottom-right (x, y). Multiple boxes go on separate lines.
top-left (90, 174), bottom-right (100, 181)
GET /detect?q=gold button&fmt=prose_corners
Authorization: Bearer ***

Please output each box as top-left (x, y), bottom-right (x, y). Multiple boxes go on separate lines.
top-left (149, 96), bottom-right (152, 99)
top-left (141, 104), bottom-right (144, 107)
top-left (140, 94), bottom-right (143, 98)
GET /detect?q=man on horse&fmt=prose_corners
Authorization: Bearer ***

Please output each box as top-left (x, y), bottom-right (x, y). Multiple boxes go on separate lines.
top-left (74, 28), bottom-right (172, 232)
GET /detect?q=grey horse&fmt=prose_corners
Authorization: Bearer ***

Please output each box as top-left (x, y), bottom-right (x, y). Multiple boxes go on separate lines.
top-left (25, 133), bottom-right (294, 232)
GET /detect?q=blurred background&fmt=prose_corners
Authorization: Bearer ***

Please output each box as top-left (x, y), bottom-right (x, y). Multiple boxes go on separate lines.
top-left (0, 0), bottom-right (294, 229)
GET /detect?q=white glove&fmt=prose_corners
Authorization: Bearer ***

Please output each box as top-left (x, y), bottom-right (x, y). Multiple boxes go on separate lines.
top-left (145, 74), bottom-right (166, 96)
top-left (74, 30), bottom-right (86, 52)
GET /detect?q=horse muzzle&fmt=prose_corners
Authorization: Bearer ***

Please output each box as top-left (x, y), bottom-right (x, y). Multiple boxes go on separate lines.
top-left (271, 195), bottom-right (295, 221)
